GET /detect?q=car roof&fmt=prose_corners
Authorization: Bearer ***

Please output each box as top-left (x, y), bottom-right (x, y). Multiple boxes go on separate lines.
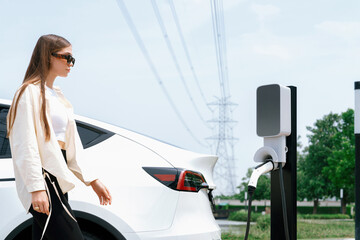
top-left (75, 114), bottom-right (185, 149)
top-left (0, 99), bottom-right (11, 105)
top-left (0, 98), bottom-right (187, 153)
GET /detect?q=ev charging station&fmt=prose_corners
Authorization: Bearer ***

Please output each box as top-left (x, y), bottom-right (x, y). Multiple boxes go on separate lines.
top-left (245, 84), bottom-right (297, 240)
top-left (355, 82), bottom-right (360, 240)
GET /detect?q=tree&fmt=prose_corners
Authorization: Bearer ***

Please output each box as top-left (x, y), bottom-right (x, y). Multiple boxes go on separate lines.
top-left (322, 109), bottom-right (355, 213)
top-left (298, 112), bottom-right (340, 213)
top-left (298, 109), bottom-right (355, 214)
top-left (297, 146), bottom-right (308, 201)
top-left (297, 136), bottom-right (308, 201)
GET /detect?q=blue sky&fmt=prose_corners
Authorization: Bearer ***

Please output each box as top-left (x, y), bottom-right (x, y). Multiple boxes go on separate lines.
top-left (1, 0), bottom-right (360, 195)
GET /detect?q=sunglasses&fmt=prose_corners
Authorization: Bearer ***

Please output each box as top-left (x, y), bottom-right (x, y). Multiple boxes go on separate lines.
top-left (51, 53), bottom-right (75, 66)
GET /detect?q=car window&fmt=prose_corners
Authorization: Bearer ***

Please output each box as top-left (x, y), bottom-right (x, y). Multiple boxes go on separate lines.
top-left (76, 120), bottom-right (115, 149)
top-left (0, 105), bottom-right (11, 158)
top-left (0, 103), bottom-right (114, 157)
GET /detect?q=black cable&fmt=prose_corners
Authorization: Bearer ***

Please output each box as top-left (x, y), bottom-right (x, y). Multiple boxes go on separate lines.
top-left (279, 163), bottom-right (290, 240)
top-left (244, 186), bottom-right (255, 240)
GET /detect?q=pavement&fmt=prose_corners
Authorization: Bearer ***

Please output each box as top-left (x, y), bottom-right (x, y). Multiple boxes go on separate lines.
top-left (216, 219), bottom-right (251, 236)
top-left (216, 219), bottom-right (250, 226)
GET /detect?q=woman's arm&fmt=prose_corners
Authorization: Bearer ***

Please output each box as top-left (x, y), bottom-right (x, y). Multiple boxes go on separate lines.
top-left (31, 190), bottom-right (50, 215)
top-left (90, 179), bottom-right (112, 205)
top-left (8, 87), bottom-right (49, 214)
top-left (55, 88), bottom-right (112, 205)
top-left (8, 87), bottom-right (45, 193)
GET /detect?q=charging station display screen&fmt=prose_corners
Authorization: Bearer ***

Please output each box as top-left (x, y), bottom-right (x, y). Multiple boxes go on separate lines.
top-left (257, 84), bottom-right (281, 137)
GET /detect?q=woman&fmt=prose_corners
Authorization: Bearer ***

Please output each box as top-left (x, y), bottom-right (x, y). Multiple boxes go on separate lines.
top-left (6, 34), bottom-right (112, 240)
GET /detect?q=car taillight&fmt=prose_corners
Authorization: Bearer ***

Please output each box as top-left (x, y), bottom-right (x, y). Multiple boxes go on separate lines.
top-left (143, 167), bottom-right (209, 192)
top-left (177, 170), bottom-right (209, 191)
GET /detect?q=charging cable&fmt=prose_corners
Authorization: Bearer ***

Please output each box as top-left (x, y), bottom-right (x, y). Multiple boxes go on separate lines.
top-left (244, 185), bottom-right (255, 240)
top-left (244, 160), bottom-right (274, 240)
top-left (244, 161), bottom-right (291, 240)
top-left (279, 163), bottom-right (290, 240)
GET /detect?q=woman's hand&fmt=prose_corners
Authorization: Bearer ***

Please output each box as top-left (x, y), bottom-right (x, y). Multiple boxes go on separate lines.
top-left (31, 190), bottom-right (49, 215)
top-left (90, 179), bottom-right (112, 205)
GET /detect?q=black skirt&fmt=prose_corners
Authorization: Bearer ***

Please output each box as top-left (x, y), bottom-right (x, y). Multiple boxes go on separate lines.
top-left (28, 149), bottom-right (84, 240)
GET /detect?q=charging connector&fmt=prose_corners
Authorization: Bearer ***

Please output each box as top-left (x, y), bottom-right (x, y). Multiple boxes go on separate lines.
top-left (248, 160), bottom-right (275, 188)
top-left (244, 160), bottom-right (275, 240)
top-left (244, 161), bottom-right (290, 240)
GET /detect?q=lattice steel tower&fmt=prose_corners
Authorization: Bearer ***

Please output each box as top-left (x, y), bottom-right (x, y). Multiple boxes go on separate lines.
top-left (207, 97), bottom-right (238, 196)
top-left (207, 0), bottom-right (238, 196)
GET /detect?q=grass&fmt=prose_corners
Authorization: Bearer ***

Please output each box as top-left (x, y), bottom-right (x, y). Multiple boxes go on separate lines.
top-left (297, 219), bottom-right (354, 239)
top-left (221, 216), bottom-right (354, 240)
top-left (229, 210), bottom-right (351, 222)
top-left (298, 214), bottom-right (351, 219)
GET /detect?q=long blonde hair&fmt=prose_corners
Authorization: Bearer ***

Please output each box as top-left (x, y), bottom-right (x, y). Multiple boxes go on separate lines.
top-left (7, 34), bottom-right (71, 141)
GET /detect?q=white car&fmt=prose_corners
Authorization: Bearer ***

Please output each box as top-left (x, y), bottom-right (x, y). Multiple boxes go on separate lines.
top-left (0, 99), bottom-right (221, 240)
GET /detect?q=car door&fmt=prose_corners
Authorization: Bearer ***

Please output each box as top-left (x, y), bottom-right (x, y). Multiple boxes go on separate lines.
top-left (0, 105), bottom-right (13, 178)
top-left (0, 104), bottom-right (31, 239)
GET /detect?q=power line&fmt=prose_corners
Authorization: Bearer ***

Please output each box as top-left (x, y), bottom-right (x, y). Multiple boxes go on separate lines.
top-left (115, 0), bottom-right (208, 147)
top-left (210, 0), bottom-right (229, 98)
top-left (210, 0), bottom-right (225, 98)
top-left (208, 0), bottom-right (238, 195)
top-left (168, 0), bottom-right (212, 111)
top-left (151, 0), bottom-right (209, 126)
top-left (218, 0), bottom-right (231, 97)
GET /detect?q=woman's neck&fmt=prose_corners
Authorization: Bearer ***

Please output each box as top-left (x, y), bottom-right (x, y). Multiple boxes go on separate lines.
top-left (45, 73), bottom-right (56, 89)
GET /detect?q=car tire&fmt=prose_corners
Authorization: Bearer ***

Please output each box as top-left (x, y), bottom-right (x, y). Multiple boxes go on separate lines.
top-left (9, 226), bottom-right (113, 240)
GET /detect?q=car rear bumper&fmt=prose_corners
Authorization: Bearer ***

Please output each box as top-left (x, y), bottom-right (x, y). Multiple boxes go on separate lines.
top-left (132, 229), bottom-right (221, 240)
top-left (131, 189), bottom-right (221, 240)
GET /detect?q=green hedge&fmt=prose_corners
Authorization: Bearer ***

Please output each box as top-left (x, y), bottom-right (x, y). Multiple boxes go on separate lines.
top-left (256, 214), bottom-right (271, 230)
top-left (216, 205), bottom-right (267, 213)
top-left (297, 206), bottom-right (352, 216)
top-left (228, 210), bottom-right (263, 221)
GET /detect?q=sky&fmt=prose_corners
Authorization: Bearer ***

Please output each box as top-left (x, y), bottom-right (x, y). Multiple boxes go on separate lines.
top-left (1, 0), bottom-right (360, 195)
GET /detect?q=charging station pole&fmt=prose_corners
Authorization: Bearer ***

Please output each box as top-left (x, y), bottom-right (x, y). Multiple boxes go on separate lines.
top-left (354, 82), bottom-right (360, 240)
top-left (271, 86), bottom-right (297, 240)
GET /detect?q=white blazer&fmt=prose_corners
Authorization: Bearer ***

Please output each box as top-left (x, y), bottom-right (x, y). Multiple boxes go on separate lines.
top-left (7, 82), bottom-right (98, 213)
